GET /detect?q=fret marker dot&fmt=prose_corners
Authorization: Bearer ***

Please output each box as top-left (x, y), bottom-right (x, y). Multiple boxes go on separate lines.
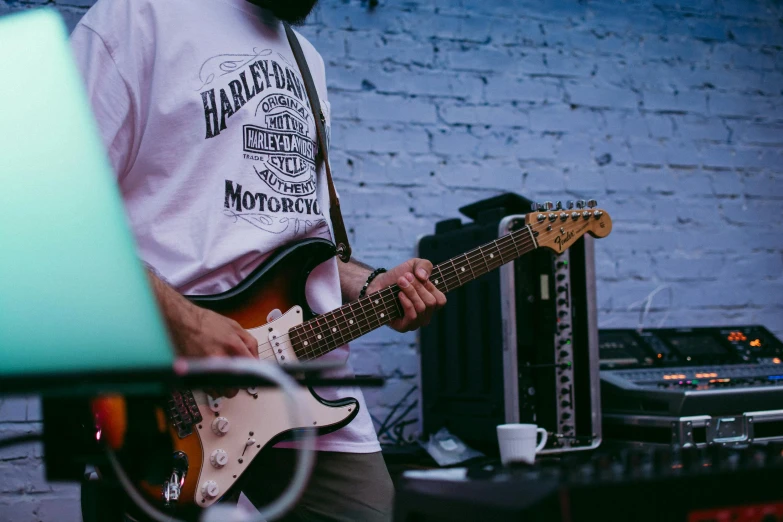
top-left (461, 267), bottom-right (465, 272)
top-left (490, 254), bottom-right (494, 259)
top-left (375, 299), bottom-right (379, 304)
top-left (349, 319), bottom-right (354, 325)
top-left (380, 313), bottom-right (385, 318)
top-left (435, 279), bottom-right (439, 285)
top-left (304, 341), bottom-right (308, 346)
top-left (332, 327), bottom-right (337, 333)
top-left (317, 334), bottom-right (322, 340)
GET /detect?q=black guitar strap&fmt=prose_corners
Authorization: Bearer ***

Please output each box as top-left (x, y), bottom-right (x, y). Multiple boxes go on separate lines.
top-left (284, 23), bottom-right (352, 263)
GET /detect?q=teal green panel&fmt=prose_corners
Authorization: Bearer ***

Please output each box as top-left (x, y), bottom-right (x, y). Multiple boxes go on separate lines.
top-left (0, 9), bottom-right (175, 379)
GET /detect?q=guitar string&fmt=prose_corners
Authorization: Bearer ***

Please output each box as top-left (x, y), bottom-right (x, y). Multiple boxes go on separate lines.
top-left (256, 224), bottom-right (546, 360)
top-left (255, 219), bottom-right (587, 361)
top-left (259, 225), bottom-right (542, 360)
top-left (269, 229), bottom-right (536, 360)
top-left (291, 217), bottom-right (595, 361)
top-left (284, 227), bottom-right (542, 361)
top-left (288, 223), bottom-right (549, 358)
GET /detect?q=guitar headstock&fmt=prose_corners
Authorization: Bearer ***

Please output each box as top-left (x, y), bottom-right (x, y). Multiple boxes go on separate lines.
top-left (525, 199), bottom-right (612, 253)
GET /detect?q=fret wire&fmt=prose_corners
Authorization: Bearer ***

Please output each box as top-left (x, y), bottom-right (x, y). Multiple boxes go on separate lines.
top-left (509, 231), bottom-right (522, 257)
top-left (465, 252), bottom-right (477, 279)
top-left (432, 266), bottom-right (449, 293)
top-left (439, 234), bottom-right (535, 285)
top-left (431, 231), bottom-right (536, 290)
top-left (295, 226), bottom-right (541, 361)
top-left (384, 285), bottom-right (404, 319)
top-left (449, 258), bottom-right (462, 287)
top-left (294, 321), bottom-right (314, 360)
top-left (478, 245), bottom-right (491, 276)
top-left (338, 304), bottom-right (360, 341)
top-left (322, 308), bottom-right (350, 348)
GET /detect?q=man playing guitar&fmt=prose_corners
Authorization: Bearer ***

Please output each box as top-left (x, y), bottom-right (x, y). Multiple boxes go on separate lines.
top-left (71, 0), bottom-right (445, 519)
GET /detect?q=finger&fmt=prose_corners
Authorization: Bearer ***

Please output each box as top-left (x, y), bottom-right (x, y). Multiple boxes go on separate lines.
top-left (412, 259), bottom-right (433, 282)
top-left (397, 291), bottom-right (416, 331)
top-left (410, 275), bottom-right (437, 309)
top-left (425, 281), bottom-right (447, 308)
top-left (226, 336), bottom-right (255, 358)
top-left (236, 327), bottom-right (260, 358)
top-left (398, 273), bottom-right (426, 314)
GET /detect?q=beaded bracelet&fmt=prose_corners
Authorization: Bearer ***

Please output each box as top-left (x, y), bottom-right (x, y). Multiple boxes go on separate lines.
top-left (359, 268), bottom-right (387, 298)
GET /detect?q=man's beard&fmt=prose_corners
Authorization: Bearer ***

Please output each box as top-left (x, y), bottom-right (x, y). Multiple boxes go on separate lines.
top-left (255, 0), bottom-right (319, 25)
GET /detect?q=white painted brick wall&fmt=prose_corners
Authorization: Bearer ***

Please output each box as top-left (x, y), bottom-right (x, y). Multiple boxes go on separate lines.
top-left (1, 0), bottom-right (781, 518)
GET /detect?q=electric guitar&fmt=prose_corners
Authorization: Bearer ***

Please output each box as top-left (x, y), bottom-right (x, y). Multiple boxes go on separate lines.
top-left (92, 200), bottom-right (612, 517)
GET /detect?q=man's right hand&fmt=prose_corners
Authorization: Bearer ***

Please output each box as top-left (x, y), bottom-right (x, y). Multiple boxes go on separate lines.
top-left (171, 306), bottom-right (259, 359)
top-left (146, 270), bottom-right (258, 397)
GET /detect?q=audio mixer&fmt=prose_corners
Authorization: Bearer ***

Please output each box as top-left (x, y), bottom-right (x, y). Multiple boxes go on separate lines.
top-left (599, 325), bottom-right (783, 446)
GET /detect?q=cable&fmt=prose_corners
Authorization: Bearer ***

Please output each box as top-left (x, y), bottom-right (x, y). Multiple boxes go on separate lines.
top-left (107, 358), bottom-right (316, 522)
top-left (0, 432), bottom-right (42, 450)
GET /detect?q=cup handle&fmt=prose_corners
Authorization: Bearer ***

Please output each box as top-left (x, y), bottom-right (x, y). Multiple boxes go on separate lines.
top-left (535, 428), bottom-right (548, 452)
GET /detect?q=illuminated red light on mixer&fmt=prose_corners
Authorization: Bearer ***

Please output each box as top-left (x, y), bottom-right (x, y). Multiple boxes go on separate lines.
top-left (727, 331), bottom-right (747, 342)
top-left (750, 339), bottom-right (762, 347)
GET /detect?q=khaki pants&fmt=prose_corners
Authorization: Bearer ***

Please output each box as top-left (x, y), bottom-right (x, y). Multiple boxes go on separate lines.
top-left (239, 448), bottom-right (395, 522)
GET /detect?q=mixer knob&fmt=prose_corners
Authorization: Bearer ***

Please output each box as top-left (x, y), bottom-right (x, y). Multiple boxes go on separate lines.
top-left (559, 350), bottom-right (569, 358)
top-left (201, 480), bottom-right (220, 499)
top-left (210, 449), bottom-right (229, 468)
top-left (211, 417), bottom-right (230, 436)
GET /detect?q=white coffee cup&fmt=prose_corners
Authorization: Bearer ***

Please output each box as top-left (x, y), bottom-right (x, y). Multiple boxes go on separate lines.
top-left (496, 424), bottom-right (548, 465)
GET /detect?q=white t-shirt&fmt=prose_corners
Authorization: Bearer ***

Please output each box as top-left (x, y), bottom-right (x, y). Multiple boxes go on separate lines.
top-left (70, 0), bottom-right (380, 453)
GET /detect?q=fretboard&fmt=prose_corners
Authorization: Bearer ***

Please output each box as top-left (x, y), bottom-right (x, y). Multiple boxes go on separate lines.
top-left (289, 224), bottom-right (538, 361)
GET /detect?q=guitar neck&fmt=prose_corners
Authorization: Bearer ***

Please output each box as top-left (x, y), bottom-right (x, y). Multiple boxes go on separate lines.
top-left (290, 224), bottom-right (538, 362)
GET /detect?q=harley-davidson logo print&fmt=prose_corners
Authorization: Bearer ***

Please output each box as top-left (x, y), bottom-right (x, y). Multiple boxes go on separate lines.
top-left (244, 93), bottom-right (316, 197)
top-left (196, 49), bottom-right (328, 237)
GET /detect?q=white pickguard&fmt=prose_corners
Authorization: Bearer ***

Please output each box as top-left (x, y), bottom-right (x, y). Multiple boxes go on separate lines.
top-left (190, 306), bottom-right (355, 507)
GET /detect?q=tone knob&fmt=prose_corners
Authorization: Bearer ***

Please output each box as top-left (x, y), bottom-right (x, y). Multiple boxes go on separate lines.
top-left (201, 480), bottom-right (220, 499)
top-left (211, 417), bottom-right (230, 436)
top-left (210, 449), bottom-right (228, 468)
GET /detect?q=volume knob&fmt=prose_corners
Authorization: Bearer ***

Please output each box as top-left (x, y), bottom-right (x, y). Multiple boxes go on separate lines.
top-left (210, 449), bottom-right (228, 468)
top-left (201, 480), bottom-right (220, 499)
top-left (211, 417), bottom-right (230, 436)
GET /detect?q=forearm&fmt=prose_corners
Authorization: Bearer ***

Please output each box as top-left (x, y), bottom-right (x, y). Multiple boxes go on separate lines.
top-left (337, 258), bottom-right (374, 303)
top-left (146, 270), bottom-right (201, 341)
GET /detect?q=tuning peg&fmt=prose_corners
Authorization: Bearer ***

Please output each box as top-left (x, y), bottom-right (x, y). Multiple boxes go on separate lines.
top-left (567, 200), bottom-right (574, 209)
top-left (530, 202), bottom-right (539, 212)
top-left (576, 200), bottom-right (586, 209)
top-left (555, 201), bottom-right (563, 210)
top-left (587, 199), bottom-right (597, 208)
top-left (544, 201), bottom-right (554, 210)
top-left (537, 202), bottom-right (547, 212)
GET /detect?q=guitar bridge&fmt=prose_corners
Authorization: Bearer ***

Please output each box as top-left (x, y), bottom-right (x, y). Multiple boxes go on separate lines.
top-left (167, 390), bottom-right (203, 438)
